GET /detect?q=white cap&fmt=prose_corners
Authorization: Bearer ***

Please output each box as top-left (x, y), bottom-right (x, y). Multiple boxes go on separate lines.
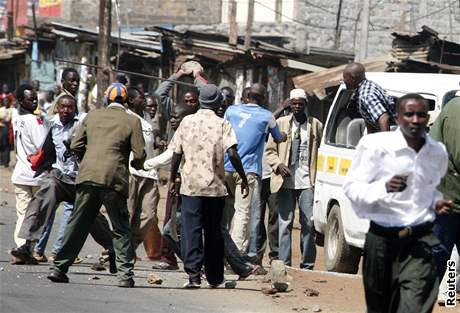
top-left (290, 88), bottom-right (307, 100)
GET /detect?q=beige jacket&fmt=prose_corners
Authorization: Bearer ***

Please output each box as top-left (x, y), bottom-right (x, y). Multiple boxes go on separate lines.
top-left (264, 114), bottom-right (323, 193)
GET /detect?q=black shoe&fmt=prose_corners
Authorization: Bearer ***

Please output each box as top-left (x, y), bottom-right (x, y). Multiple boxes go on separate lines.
top-left (118, 278), bottom-right (134, 288)
top-left (108, 251), bottom-right (117, 274)
top-left (47, 268), bottom-right (69, 283)
top-left (10, 245), bottom-right (37, 265)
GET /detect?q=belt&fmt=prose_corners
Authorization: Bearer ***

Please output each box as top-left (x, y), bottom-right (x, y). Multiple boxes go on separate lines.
top-left (369, 221), bottom-right (433, 239)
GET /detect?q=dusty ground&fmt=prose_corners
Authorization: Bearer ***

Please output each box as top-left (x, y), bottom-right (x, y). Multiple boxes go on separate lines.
top-left (1, 153), bottom-right (458, 313)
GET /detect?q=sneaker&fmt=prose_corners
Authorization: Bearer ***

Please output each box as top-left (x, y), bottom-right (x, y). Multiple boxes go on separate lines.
top-left (151, 261), bottom-right (179, 271)
top-left (183, 281), bottom-right (201, 289)
top-left (33, 252), bottom-right (48, 263)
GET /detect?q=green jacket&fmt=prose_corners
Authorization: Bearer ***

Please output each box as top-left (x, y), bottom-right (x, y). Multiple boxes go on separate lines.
top-left (430, 97), bottom-right (460, 214)
top-left (71, 103), bottom-right (145, 197)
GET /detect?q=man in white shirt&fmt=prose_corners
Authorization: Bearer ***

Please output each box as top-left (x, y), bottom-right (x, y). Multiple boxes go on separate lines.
top-left (125, 87), bottom-right (161, 252)
top-left (343, 93), bottom-right (452, 313)
top-left (11, 84), bottom-right (47, 263)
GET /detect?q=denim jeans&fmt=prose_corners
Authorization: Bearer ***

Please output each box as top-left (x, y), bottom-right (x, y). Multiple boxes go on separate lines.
top-left (432, 212), bottom-right (460, 279)
top-left (248, 178), bottom-right (278, 264)
top-left (277, 187), bottom-right (315, 269)
top-left (34, 202), bottom-right (74, 254)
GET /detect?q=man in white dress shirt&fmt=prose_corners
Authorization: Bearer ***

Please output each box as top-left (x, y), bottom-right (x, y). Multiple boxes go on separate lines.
top-left (344, 93), bottom-right (452, 313)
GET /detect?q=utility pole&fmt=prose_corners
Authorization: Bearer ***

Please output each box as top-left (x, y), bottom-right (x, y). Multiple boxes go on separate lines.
top-left (244, 0), bottom-right (255, 50)
top-left (334, 0), bottom-right (343, 49)
top-left (96, 0), bottom-right (112, 107)
top-left (228, 0), bottom-right (237, 46)
top-left (358, 0), bottom-right (369, 61)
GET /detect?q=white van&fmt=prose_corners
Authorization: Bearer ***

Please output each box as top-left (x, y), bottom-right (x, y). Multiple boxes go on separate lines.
top-left (313, 72), bottom-right (459, 274)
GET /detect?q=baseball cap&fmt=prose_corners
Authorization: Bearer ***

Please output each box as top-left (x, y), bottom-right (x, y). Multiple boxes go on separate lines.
top-left (105, 83), bottom-right (128, 103)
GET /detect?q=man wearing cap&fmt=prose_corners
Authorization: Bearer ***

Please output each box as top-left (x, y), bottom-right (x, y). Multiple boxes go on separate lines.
top-left (47, 83), bottom-right (145, 288)
top-left (169, 84), bottom-right (249, 288)
top-left (265, 88), bottom-right (323, 269)
top-left (224, 83), bottom-right (286, 253)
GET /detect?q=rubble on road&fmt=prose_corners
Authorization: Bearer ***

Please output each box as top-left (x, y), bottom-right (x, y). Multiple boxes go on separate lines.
top-left (304, 287), bottom-right (320, 297)
top-left (147, 273), bottom-right (163, 285)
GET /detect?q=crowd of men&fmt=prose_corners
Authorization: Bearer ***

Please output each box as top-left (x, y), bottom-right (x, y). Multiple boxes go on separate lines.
top-left (2, 61), bottom-right (459, 312)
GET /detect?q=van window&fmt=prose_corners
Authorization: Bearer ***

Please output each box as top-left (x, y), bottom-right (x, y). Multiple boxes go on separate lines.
top-left (325, 89), bottom-right (363, 149)
top-left (442, 90), bottom-right (460, 107)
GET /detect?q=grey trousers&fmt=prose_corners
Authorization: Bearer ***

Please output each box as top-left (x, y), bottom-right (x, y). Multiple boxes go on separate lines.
top-left (19, 170), bottom-right (75, 242)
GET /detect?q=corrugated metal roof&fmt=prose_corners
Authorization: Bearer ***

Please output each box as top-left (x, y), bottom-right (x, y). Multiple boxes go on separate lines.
top-left (293, 56), bottom-right (396, 98)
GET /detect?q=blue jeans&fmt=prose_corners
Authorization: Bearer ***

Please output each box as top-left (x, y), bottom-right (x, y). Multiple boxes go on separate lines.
top-left (432, 212), bottom-right (460, 280)
top-left (277, 187), bottom-right (316, 269)
top-left (248, 178), bottom-right (278, 264)
top-left (34, 202), bottom-right (74, 254)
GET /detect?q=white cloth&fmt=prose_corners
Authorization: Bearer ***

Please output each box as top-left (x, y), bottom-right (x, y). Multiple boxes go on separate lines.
top-left (144, 148), bottom-right (173, 171)
top-left (127, 109), bottom-right (158, 180)
top-left (343, 128), bottom-right (448, 228)
top-left (11, 114), bottom-right (48, 186)
top-left (283, 119), bottom-right (311, 189)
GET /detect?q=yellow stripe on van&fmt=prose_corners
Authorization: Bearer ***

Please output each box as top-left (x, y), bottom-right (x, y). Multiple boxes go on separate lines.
top-left (339, 158), bottom-right (352, 176)
top-left (317, 154), bottom-right (325, 172)
top-left (326, 156), bottom-right (338, 173)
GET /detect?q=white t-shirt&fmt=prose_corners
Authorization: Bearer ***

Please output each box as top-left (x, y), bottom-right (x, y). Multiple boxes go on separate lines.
top-left (11, 113), bottom-right (48, 186)
top-left (127, 109), bottom-right (158, 180)
top-left (283, 120), bottom-right (311, 190)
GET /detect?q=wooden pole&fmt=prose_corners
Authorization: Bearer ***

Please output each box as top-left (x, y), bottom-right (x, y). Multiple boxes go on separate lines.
top-left (96, 0), bottom-right (112, 107)
top-left (244, 0), bottom-right (255, 50)
top-left (275, 0), bottom-right (282, 23)
top-left (334, 0), bottom-right (343, 49)
top-left (228, 0), bottom-right (238, 46)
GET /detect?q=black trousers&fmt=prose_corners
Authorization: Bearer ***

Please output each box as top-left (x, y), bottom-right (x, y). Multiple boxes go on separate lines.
top-left (181, 195), bottom-right (225, 285)
top-left (363, 226), bottom-right (440, 313)
top-left (0, 124), bottom-right (10, 167)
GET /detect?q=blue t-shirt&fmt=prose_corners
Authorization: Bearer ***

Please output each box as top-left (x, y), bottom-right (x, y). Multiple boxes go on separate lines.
top-left (224, 103), bottom-right (283, 176)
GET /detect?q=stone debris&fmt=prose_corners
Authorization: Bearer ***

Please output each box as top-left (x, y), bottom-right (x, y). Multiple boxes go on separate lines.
top-left (304, 287), bottom-right (320, 297)
top-left (312, 305), bottom-right (322, 312)
top-left (270, 260), bottom-right (291, 292)
top-left (292, 307), bottom-right (309, 312)
top-left (261, 286), bottom-right (277, 295)
top-left (89, 276), bottom-right (100, 280)
top-left (147, 273), bottom-right (163, 285)
top-left (224, 280), bottom-right (237, 289)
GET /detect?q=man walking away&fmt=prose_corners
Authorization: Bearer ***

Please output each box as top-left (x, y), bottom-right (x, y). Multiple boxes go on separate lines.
top-left (47, 83), bottom-right (145, 288)
top-left (224, 83), bottom-right (285, 252)
top-left (343, 93), bottom-right (452, 313)
top-left (169, 84), bottom-right (249, 288)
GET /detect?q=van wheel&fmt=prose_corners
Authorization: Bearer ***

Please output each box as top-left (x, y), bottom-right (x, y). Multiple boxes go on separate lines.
top-left (324, 204), bottom-right (361, 274)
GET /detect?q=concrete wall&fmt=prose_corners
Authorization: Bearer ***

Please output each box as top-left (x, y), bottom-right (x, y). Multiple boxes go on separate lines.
top-left (177, 0), bottom-right (460, 57)
top-left (49, 0), bottom-right (222, 29)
